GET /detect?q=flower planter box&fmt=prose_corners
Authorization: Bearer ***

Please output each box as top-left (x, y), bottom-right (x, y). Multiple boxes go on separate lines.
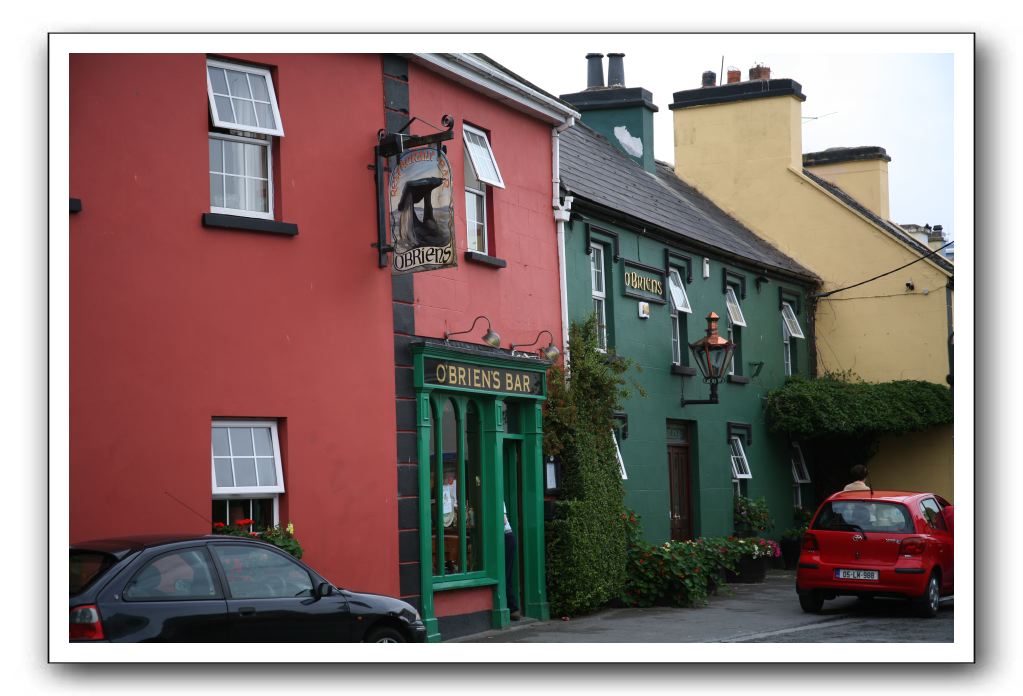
top-left (724, 555), bottom-right (768, 583)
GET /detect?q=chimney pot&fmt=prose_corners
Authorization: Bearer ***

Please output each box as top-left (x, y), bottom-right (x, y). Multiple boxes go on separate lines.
top-left (749, 64), bottom-right (771, 80)
top-left (727, 68), bottom-right (741, 84)
top-left (607, 53), bottom-right (625, 87)
top-left (585, 53), bottom-right (605, 89)
top-left (701, 70), bottom-right (716, 88)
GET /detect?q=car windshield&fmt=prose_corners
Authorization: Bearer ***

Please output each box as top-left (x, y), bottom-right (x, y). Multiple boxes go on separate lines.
top-left (812, 501), bottom-right (914, 534)
top-left (71, 550), bottom-right (119, 595)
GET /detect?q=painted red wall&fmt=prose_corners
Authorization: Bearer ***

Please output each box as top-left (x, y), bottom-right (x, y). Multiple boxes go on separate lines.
top-left (407, 64), bottom-right (564, 351)
top-left (69, 54), bottom-right (400, 595)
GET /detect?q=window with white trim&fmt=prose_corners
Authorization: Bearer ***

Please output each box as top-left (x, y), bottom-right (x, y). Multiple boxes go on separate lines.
top-left (211, 420), bottom-right (284, 532)
top-left (612, 429), bottom-right (627, 480)
top-left (724, 285), bottom-right (745, 376)
top-left (206, 59), bottom-right (284, 219)
top-left (791, 442), bottom-right (811, 509)
top-left (463, 125), bottom-right (504, 255)
top-left (729, 436), bottom-right (752, 496)
top-left (781, 302), bottom-right (804, 377)
top-left (591, 244), bottom-right (608, 352)
top-left (669, 269), bottom-right (692, 366)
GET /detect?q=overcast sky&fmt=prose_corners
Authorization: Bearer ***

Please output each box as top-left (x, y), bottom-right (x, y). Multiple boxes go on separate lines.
top-left (487, 36), bottom-right (960, 246)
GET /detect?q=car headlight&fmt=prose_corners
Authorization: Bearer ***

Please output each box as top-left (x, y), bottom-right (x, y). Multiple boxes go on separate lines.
top-left (399, 607), bottom-right (420, 623)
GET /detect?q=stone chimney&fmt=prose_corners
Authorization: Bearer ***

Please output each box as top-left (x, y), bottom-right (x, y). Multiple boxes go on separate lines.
top-left (561, 53), bottom-right (659, 173)
top-left (803, 146), bottom-right (893, 220)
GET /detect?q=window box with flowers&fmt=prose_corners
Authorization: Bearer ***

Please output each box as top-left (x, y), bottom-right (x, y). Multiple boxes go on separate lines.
top-left (213, 520), bottom-right (304, 559)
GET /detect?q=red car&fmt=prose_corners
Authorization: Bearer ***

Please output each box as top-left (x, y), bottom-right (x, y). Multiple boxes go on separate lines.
top-left (796, 490), bottom-right (954, 617)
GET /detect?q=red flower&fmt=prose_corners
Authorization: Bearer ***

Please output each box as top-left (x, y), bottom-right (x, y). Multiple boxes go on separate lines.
top-left (236, 518), bottom-right (254, 526)
top-left (213, 522), bottom-right (225, 528)
top-left (249, 532), bottom-right (260, 537)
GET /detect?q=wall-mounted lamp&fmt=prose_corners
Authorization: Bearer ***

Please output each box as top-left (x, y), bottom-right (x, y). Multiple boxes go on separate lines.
top-left (444, 315), bottom-right (501, 348)
top-left (510, 329), bottom-right (560, 361)
top-left (748, 361), bottom-right (765, 378)
top-left (682, 312), bottom-right (735, 407)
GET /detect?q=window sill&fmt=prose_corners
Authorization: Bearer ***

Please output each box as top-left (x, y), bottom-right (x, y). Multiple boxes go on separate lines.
top-left (70, 198), bottom-right (82, 214)
top-left (671, 365), bottom-right (697, 377)
top-left (727, 375), bottom-right (750, 385)
top-left (464, 250), bottom-right (507, 268)
top-left (202, 213), bottom-right (298, 237)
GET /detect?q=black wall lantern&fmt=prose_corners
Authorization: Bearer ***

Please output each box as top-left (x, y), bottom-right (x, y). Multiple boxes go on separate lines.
top-left (543, 455), bottom-right (562, 494)
top-left (682, 312), bottom-right (736, 407)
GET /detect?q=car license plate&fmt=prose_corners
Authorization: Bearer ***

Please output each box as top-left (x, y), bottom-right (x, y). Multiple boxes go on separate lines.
top-left (835, 569), bottom-right (879, 581)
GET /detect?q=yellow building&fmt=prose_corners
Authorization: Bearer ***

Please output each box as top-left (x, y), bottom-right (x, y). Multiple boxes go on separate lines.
top-left (668, 68), bottom-right (954, 500)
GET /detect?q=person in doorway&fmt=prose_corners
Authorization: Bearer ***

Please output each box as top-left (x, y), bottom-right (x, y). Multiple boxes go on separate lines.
top-left (504, 503), bottom-right (520, 621)
top-left (843, 464), bottom-right (872, 492)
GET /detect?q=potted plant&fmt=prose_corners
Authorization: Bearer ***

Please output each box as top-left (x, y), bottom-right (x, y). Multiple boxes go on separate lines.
top-left (779, 507), bottom-right (812, 569)
top-left (723, 537), bottom-right (781, 583)
top-left (733, 495), bottom-right (773, 538)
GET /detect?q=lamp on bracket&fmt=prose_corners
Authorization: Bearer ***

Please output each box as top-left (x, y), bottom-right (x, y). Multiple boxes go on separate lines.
top-left (444, 315), bottom-right (501, 348)
top-left (681, 312), bottom-right (735, 407)
top-left (510, 329), bottom-right (560, 361)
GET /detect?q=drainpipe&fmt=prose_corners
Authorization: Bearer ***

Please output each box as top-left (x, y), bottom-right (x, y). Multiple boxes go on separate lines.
top-left (552, 118), bottom-right (576, 368)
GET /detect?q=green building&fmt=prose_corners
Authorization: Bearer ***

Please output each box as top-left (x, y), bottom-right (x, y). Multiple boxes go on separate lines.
top-left (557, 55), bottom-right (820, 542)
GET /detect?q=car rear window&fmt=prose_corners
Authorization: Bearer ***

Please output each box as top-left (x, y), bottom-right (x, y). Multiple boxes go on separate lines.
top-left (70, 550), bottom-right (118, 595)
top-left (812, 501), bottom-right (914, 534)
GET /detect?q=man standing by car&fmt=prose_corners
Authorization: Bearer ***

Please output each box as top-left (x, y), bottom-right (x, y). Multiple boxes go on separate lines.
top-left (843, 464), bottom-right (871, 492)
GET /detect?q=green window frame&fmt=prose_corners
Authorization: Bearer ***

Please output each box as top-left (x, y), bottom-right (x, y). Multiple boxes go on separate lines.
top-left (429, 394), bottom-right (487, 583)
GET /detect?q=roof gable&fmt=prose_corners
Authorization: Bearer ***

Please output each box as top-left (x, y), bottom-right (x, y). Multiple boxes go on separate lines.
top-left (558, 122), bottom-right (817, 281)
top-left (801, 168), bottom-right (954, 275)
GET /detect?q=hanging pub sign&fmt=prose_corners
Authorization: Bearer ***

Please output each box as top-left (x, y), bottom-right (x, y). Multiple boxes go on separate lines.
top-left (389, 147), bottom-right (457, 275)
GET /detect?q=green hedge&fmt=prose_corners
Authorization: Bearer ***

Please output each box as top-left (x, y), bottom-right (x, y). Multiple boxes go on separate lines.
top-left (543, 317), bottom-right (631, 617)
top-left (765, 375), bottom-right (952, 439)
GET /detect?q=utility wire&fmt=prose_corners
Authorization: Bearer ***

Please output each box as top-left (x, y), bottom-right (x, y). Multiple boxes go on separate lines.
top-left (812, 240), bottom-right (954, 300)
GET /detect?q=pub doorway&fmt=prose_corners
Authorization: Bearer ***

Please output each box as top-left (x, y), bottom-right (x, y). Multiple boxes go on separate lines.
top-left (667, 421), bottom-right (694, 541)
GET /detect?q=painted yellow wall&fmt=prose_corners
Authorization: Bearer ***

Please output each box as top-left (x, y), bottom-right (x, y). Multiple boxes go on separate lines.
top-left (869, 425), bottom-right (954, 502)
top-left (672, 95), bottom-right (952, 385)
top-left (672, 92), bottom-right (953, 494)
top-left (805, 160), bottom-right (890, 220)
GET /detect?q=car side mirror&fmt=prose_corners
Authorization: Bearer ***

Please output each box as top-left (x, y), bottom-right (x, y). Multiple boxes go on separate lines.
top-left (315, 582), bottom-right (334, 598)
top-left (941, 506), bottom-right (954, 535)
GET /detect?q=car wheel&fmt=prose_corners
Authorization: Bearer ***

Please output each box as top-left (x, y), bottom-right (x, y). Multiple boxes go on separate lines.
top-left (365, 626), bottom-right (406, 643)
top-left (799, 592), bottom-right (824, 613)
top-left (915, 573), bottom-right (940, 618)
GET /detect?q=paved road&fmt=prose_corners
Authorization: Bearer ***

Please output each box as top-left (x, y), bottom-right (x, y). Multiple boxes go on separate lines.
top-left (456, 569), bottom-right (953, 643)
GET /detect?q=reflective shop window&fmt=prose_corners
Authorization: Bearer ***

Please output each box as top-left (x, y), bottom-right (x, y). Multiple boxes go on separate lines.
top-left (430, 397), bottom-right (484, 577)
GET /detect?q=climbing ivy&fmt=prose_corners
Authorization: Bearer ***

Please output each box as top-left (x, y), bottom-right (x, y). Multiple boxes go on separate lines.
top-left (543, 316), bottom-right (635, 617)
top-left (764, 374), bottom-right (952, 439)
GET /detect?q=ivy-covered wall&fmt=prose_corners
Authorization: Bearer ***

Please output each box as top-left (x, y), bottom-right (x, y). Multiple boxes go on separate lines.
top-left (564, 214), bottom-right (816, 542)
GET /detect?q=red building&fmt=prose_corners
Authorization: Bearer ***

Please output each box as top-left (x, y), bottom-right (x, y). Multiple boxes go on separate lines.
top-left (69, 52), bottom-right (576, 641)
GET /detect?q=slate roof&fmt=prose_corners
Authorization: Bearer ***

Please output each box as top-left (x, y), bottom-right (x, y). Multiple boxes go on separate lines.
top-left (558, 122), bottom-right (818, 281)
top-left (801, 169), bottom-right (954, 274)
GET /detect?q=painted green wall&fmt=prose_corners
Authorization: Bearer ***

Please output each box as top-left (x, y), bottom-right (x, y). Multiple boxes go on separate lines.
top-left (577, 106), bottom-right (656, 173)
top-left (565, 217), bottom-right (813, 543)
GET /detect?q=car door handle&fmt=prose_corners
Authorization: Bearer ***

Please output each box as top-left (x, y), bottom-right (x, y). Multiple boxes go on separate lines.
top-left (238, 606), bottom-right (256, 616)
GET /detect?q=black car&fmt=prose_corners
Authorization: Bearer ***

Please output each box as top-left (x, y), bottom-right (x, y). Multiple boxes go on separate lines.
top-left (69, 534), bottom-right (426, 642)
